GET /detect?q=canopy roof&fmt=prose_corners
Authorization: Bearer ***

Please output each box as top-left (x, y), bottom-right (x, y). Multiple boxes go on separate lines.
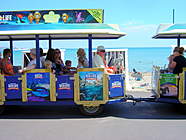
top-left (153, 24), bottom-right (186, 39)
top-left (0, 23), bottom-right (126, 40)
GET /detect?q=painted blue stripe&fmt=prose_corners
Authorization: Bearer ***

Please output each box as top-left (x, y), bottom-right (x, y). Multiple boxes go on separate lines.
top-left (0, 24), bottom-right (115, 31)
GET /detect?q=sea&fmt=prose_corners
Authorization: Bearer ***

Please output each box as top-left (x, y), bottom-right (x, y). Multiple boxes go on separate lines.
top-left (0, 47), bottom-right (172, 72)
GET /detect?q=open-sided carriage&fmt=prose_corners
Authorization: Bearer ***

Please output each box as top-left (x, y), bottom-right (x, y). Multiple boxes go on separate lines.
top-left (136, 24), bottom-right (186, 105)
top-left (0, 9), bottom-right (127, 115)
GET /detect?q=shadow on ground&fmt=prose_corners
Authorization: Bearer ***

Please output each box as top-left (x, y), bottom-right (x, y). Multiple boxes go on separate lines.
top-left (0, 102), bottom-right (186, 119)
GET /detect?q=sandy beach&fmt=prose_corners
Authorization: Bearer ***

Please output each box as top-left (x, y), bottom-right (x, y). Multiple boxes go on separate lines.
top-left (127, 72), bottom-right (152, 92)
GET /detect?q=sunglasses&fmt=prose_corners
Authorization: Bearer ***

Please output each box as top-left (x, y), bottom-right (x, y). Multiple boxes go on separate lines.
top-left (100, 50), bottom-right (105, 53)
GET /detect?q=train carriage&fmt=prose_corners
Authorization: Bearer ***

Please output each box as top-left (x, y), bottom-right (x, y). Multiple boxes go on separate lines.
top-left (0, 9), bottom-right (127, 115)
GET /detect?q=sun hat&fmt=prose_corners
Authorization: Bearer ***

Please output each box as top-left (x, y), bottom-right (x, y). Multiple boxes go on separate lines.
top-left (97, 45), bottom-right (105, 52)
top-left (30, 48), bottom-right (36, 56)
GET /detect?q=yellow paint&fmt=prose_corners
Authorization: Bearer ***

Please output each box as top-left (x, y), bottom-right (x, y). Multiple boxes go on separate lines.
top-left (0, 75), bottom-right (5, 104)
top-left (25, 69), bottom-right (51, 73)
top-left (43, 11), bottom-right (60, 23)
top-left (50, 73), bottom-right (56, 101)
top-left (179, 72), bottom-right (186, 104)
top-left (77, 68), bottom-right (104, 72)
top-left (22, 74), bottom-right (27, 102)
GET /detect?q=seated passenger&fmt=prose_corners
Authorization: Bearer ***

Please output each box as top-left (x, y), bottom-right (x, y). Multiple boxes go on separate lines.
top-left (54, 49), bottom-right (65, 75)
top-left (44, 48), bottom-right (55, 70)
top-left (0, 48), bottom-right (14, 76)
top-left (63, 60), bottom-right (77, 75)
top-left (168, 47), bottom-right (179, 73)
top-left (93, 46), bottom-right (114, 74)
top-left (40, 48), bottom-right (46, 68)
top-left (169, 47), bottom-right (186, 74)
top-left (0, 52), bottom-right (2, 60)
top-left (77, 48), bottom-right (89, 68)
top-left (19, 48), bottom-right (42, 73)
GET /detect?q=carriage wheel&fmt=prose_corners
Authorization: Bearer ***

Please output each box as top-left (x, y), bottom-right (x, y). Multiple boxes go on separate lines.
top-left (79, 105), bottom-right (104, 116)
top-left (0, 105), bottom-right (5, 114)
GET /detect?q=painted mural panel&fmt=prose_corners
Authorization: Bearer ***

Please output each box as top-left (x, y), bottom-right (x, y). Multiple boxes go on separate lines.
top-left (26, 73), bottom-right (50, 101)
top-left (0, 9), bottom-right (103, 24)
top-left (160, 74), bottom-right (178, 97)
top-left (79, 71), bottom-right (104, 101)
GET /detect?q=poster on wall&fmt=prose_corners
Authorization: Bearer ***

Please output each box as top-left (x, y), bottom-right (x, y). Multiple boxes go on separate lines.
top-left (79, 71), bottom-right (104, 101)
top-left (0, 9), bottom-right (103, 24)
top-left (26, 73), bottom-right (50, 101)
top-left (160, 74), bottom-right (178, 97)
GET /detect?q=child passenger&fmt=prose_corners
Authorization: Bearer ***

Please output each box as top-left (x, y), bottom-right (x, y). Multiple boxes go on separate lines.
top-left (63, 60), bottom-right (77, 75)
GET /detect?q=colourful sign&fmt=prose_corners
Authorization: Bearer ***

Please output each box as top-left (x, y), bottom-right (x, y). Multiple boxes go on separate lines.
top-left (26, 73), bottom-right (50, 101)
top-left (0, 9), bottom-right (103, 24)
top-left (79, 71), bottom-right (104, 101)
top-left (160, 74), bottom-right (178, 97)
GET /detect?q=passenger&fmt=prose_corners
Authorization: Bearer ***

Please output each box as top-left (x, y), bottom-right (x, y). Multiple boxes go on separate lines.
top-left (93, 45), bottom-right (114, 74)
top-left (40, 48), bottom-right (46, 68)
top-left (19, 48), bottom-right (42, 73)
top-left (54, 49), bottom-right (65, 75)
top-left (169, 47), bottom-right (186, 74)
top-left (77, 48), bottom-right (89, 68)
top-left (0, 48), bottom-right (14, 76)
top-left (168, 47), bottom-right (179, 73)
top-left (63, 60), bottom-right (77, 75)
top-left (44, 48), bottom-right (55, 70)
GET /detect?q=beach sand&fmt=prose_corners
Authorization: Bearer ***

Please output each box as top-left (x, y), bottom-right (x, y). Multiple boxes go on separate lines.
top-left (127, 72), bottom-right (152, 92)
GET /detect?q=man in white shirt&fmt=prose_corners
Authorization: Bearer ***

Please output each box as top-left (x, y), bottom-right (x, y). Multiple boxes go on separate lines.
top-left (93, 45), bottom-right (106, 68)
top-left (19, 48), bottom-right (42, 73)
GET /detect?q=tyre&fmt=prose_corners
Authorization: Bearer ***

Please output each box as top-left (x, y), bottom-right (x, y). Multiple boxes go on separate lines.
top-left (0, 105), bottom-right (5, 114)
top-left (79, 105), bottom-right (104, 116)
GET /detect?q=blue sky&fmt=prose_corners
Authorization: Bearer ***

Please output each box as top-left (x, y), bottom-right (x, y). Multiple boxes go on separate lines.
top-left (0, 0), bottom-right (186, 49)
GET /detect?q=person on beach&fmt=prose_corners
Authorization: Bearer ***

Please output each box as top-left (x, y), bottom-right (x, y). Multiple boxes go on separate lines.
top-left (77, 48), bottom-right (89, 68)
top-left (0, 48), bottom-right (14, 76)
top-left (169, 47), bottom-right (186, 74)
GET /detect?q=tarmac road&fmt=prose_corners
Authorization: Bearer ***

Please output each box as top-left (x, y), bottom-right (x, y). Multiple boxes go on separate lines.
top-left (0, 92), bottom-right (186, 140)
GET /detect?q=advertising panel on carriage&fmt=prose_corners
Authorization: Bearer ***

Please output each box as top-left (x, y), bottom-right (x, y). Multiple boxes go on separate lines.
top-left (74, 68), bottom-right (108, 106)
top-left (0, 9), bottom-right (103, 24)
top-left (22, 69), bottom-right (56, 102)
top-left (159, 74), bottom-right (178, 97)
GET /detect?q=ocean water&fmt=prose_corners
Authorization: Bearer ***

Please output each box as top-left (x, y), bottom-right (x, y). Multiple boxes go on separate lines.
top-left (0, 47), bottom-right (172, 72)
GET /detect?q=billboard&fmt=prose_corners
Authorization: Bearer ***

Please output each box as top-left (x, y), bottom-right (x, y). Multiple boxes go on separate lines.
top-left (0, 9), bottom-right (103, 24)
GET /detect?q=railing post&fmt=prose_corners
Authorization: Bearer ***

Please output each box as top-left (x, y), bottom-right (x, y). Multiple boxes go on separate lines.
top-left (36, 34), bottom-right (40, 69)
top-left (88, 34), bottom-right (93, 68)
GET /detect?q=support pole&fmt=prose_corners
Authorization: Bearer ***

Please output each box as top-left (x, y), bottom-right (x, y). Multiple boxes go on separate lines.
top-left (49, 36), bottom-right (52, 49)
top-left (177, 35), bottom-right (180, 47)
top-left (35, 34), bottom-right (40, 69)
top-left (88, 34), bottom-right (93, 68)
top-left (173, 9), bottom-right (175, 24)
top-left (10, 39), bottom-right (13, 65)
